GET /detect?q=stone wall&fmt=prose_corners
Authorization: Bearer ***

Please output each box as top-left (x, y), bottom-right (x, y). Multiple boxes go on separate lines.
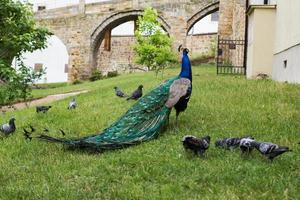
top-left (186, 33), bottom-right (217, 57)
top-left (97, 36), bottom-right (139, 74)
top-left (96, 33), bottom-right (217, 73)
top-left (218, 0), bottom-right (246, 39)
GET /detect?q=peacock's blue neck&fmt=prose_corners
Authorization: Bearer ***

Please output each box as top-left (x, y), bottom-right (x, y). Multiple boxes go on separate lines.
top-left (179, 51), bottom-right (192, 82)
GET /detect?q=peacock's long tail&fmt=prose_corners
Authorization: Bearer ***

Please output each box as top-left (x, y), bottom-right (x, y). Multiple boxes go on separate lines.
top-left (37, 76), bottom-right (179, 150)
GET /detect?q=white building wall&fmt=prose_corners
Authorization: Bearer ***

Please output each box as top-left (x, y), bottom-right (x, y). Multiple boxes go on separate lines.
top-left (273, 45), bottom-right (300, 83)
top-left (16, 36), bottom-right (69, 83)
top-left (272, 0), bottom-right (300, 83)
top-left (188, 14), bottom-right (219, 35)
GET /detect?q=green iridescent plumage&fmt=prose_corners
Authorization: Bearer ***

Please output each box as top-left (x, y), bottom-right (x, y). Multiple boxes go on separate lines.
top-left (38, 76), bottom-right (179, 150)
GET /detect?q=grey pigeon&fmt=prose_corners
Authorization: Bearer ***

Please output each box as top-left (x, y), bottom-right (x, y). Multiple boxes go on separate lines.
top-left (182, 135), bottom-right (211, 157)
top-left (239, 137), bottom-right (255, 155)
top-left (215, 137), bottom-right (242, 150)
top-left (216, 136), bottom-right (254, 150)
top-left (68, 98), bottom-right (77, 109)
top-left (126, 85), bottom-right (143, 100)
top-left (0, 117), bottom-right (16, 136)
top-left (251, 141), bottom-right (291, 161)
top-left (114, 86), bottom-right (127, 98)
top-left (36, 106), bottom-right (52, 113)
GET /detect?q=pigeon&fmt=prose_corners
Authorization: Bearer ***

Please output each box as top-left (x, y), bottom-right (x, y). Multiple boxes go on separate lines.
top-left (182, 135), bottom-right (211, 157)
top-left (239, 137), bottom-right (255, 155)
top-left (36, 106), bottom-right (52, 113)
top-left (0, 117), bottom-right (16, 136)
top-left (114, 86), bottom-right (127, 98)
top-left (23, 128), bottom-right (32, 141)
top-left (68, 98), bottom-right (77, 109)
top-left (216, 136), bottom-right (254, 150)
top-left (215, 137), bottom-right (242, 150)
top-left (251, 141), bottom-right (291, 161)
top-left (126, 85), bottom-right (143, 100)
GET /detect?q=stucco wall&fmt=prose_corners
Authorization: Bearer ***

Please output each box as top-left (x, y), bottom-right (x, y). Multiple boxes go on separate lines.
top-left (273, 44), bottom-right (300, 83)
top-left (246, 6), bottom-right (276, 78)
top-left (274, 0), bottom-right (300, 54)
top-left (17, 36), bottom-right (69, 83)
top-left (272, 0), bottom-right (300, 83)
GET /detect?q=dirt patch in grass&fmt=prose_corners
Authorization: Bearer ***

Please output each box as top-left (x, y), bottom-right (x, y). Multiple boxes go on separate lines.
top-left (1, 90), bottom-right (89, 113)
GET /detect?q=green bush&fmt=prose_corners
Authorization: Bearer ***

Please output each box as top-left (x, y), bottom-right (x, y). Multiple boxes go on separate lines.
top-left (107, 71), bottom-right (118, 78)
top-left (89, 69), bottom-right (103, 82)
top-left (72, 80), bottom-right (83, 85)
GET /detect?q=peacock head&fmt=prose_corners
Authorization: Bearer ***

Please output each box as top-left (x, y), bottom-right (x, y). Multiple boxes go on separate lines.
top-left (178, 44), bottom-right (189, 55)
top-left (113, 86), bottom-right (117, 90)
top-left (183, 48), bottom-right (189, 55)
top-left (138, 85), bottom-right (143, 90)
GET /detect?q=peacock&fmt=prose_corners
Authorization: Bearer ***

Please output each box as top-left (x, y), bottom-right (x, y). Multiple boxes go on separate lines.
top-left (37, 47), bottom-right (192, 151)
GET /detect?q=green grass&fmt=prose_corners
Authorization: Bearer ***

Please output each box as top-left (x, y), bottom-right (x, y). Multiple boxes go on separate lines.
top-left (0, 65), bottom-right (299, 199)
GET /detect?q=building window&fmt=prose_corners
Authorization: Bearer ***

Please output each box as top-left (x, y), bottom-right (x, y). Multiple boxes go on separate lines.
top-left (283, 60), bottom-right (287, 69)
top-left (37, 6), bottom-right (46, 11)
top-left (104, 29), bottom-right (111, 51)
top-left (211, 12), bottom-right (219, 22)
top-left (64, 64), bottom-right (69, 73)
top-left (34, 63), bottom-right (43, 72)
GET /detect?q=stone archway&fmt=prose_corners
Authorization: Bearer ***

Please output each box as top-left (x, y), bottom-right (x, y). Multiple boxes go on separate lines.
top-left (90, 10), bottom-right (171, 69)
top-left (186, 1), bottom-right (220, 35)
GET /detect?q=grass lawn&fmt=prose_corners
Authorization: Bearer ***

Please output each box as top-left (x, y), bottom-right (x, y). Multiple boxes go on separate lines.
top-left (0, 65), bottom-right (299, 199)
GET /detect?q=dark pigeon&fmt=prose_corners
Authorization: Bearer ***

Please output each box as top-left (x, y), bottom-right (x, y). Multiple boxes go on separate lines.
top-left (126, 85), bottom-right (143, 100)
top-left (68, 98), bottom-right (77, 109)
top-left (36, 106), bottom-right (52, 113)
top-left (182, 135), bottom-right (211, 157)
top-left (0, 118), bottom-right (16, 136)
top-left (114, 86), bottom-right (127, 98)
top-left (251, 141), bottom-right (291, 161)
top-left (239, 137), bottom-right (255, 155)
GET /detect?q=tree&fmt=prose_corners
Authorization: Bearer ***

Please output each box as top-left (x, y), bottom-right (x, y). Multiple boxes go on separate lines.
top-left (133, 7), bottom-right (177, 74)
top-left (0, 0), bottom-right (51, 105)
top-left (0, 0), bottom-right (51, 67)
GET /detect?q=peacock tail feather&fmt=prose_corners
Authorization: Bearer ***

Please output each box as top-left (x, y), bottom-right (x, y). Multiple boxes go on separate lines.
top-left (38, 76), bottom-right (180, 150)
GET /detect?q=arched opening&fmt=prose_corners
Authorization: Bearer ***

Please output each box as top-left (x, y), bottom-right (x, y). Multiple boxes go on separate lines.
top-left (90, 10), bottom-right (170, 73)
top-left (186, 2), bottom-right (219, 65)
top-left (13, 35), bottom-right (69, 83)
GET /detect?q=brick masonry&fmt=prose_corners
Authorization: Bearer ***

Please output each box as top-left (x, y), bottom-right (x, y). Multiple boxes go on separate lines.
top-left (35, 0), bottom-right (245, 81)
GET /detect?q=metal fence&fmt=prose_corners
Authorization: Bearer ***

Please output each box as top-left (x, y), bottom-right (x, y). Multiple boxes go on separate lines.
top-left (216, 37), bottom-right (246, 75)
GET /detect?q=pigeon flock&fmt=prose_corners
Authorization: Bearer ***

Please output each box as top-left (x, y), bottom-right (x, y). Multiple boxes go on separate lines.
top-left (114, 85), bottom-right (144, 100)
top-left (183, 135), bottom-right (292, 161)
top-left (0, 84), bottom-right (143, 138)
top-left (0, 82), bottom-right (294, 163)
